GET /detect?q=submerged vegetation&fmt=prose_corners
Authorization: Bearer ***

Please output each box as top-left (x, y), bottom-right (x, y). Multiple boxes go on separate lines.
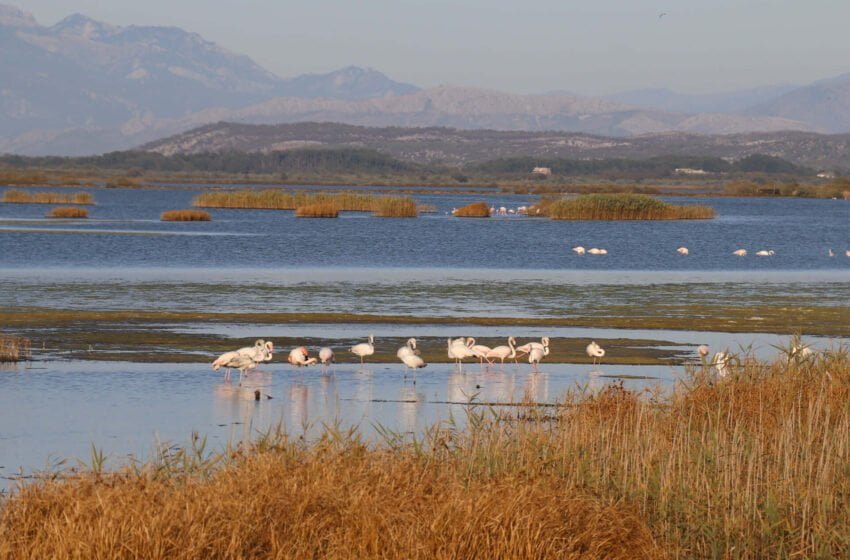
top-left (544, 193), bottom-right (715, 220)
top-left (160, 210), bottom-right (212, 222)
top-left (46, 207), bottom-right (88, 219)
top-left (2, 189), bottom-right (93, 205)
top-left (453, 201), bottom-right (491, 217)
top-left (0, 333), bottom-right (31, 362)
top-left (193, 189), bottom-right (419, 217)
top-left (2, 350), bottom-right (849, 557)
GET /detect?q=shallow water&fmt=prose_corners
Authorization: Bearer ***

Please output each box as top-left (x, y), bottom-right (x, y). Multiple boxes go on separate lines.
top-left (0, 359), bottom-right (666, 482)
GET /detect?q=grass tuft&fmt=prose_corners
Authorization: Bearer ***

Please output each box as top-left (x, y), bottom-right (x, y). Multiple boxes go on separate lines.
top-left (2, 189), bottom-right (93, 205)
top-left (453, 201), bottom-right (491, 217)
top-left (545, 193), bottom-right (714, 220)
top-left (0, 333), bottom-right (31, 362)
top-left (160, 210), bottom-right (212, 222)
top-left (295, 203), bottom-right (339, 218)
top-left (46, 207), bottom-right (88, 219)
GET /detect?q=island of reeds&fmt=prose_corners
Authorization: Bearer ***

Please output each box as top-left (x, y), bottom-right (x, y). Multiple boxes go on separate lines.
top-left (2, 189), bottom-right (94, 205)
top-left (543, 193), bottom-right (715, 220)
top-left (295, 203), bottom-right (338, 218)
top-left (193, 190), bottom-right (418, 217)
top-left (160, 209), bottom-right (212, 222)
top-left (2, 349), bottom-right (849, 558)
top-left (0, 333), bottom-right (31, 362)
top-left (46, 207), bottom-right (88, 219)
top-left (453, 201), bottom-right (491, 217)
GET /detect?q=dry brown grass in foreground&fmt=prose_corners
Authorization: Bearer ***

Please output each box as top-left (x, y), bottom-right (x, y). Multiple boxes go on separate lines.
top-left (453, 201), bottom-right (491, 217)
top-left (161, 210), bottom-right (212, 222)
top-left (295, 202), bottom-right (339, 218)
top-left (2, 348), bottom-right (849, 558)
top-left (2, 189), bottom-right (93, 205)
top-left (0, 333), bottom-right (31, 362)
top-left (46, 207), bottom-right (88, 219)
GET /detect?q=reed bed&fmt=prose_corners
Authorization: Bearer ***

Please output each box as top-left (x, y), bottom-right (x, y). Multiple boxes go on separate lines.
top-left (2, 350), bottom-right (849, 558)
top-left (46, 207), bottom-right (88, 219)
top-left (373, 195), bottom-right (418, 217)
top-left (0, 333), bottom-right (31, 362)
top-left (295, 203), bottom-right (339, 218)
top-left (453, 201), bottom-right (491, 217)
top-left (194, 189), bottom-right (419, 217)
top-left (2, 189), bottom-right (94, 205)
top-left (160, 210), bottom-right (212, 222)
top-left (545, 193), bottom-right (714, 220)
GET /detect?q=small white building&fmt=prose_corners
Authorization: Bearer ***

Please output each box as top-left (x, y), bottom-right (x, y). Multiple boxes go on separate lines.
top-left (532, 167), bottom-right (552, 176)
top-left (674, 168), bottom-right (708, 175)
top-left (817, 171), bottom-right (835, 179)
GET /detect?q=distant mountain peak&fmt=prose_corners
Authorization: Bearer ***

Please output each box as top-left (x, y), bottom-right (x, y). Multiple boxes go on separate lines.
top-left (0, 3), bottom-right (38, 28)
top-left (51, 13), bottom-right (117, 39)
top-left (276, 65), bottom-right (420, 100)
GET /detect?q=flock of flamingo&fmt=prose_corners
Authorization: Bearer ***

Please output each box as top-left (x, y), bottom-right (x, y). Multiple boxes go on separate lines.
top-left (210, 335), bottom-right (608, 383)
top-left (574, 246), bottom-right (850, 257)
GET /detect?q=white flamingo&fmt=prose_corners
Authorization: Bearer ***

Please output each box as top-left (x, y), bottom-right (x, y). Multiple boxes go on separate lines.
top-left (318, 347), bottom-right (334, 366)
top-left (572, 246), bottom-right (586, 255)
top-left (466, 337), bottom-right (492, 364)
top-left (677, 247), bottom-right (689, 255)
top-left (448, 337), bottom-right (474, 365)
top-left (828, 248), bottom-right (835, 257)
top-left (485, 336), bottom-right (516, 366)
top-left (515, 336), bottom-right (550, 357)
top-left (846, 250), bottom-right (850, 258)
top-left (697, 345), bottom-right (710, 358)
top-left (351, 335), bottom-right (375, 364)
top-left (586, 341), bottom-right (605, 365)
top-left (288, 346), bottom-right (317, 366)
top-left (212, 351), bottom-right (263, 382)
top-left (399, 349), bottom-right (426, 383)
top-left (733, 249), bottom-right (747, 256)
top-left (528, 345), bottom-right (549, 371)
top-left (712, 351), bottom-right (730, 378)
top-left (755, 250), bottom-right (775, 256)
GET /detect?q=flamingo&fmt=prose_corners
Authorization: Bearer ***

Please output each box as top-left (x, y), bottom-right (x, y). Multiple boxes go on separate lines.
top-left (288, 346), bottom-right (317, 366)
top-left (485, 336), bottom-right (516, 366)
top-left (448, 337), bottom-right (474, 365)
top-left (828, 248), bottom-right (835, 257)
top-left (318, 347), bottom-right (334, 366)
top-left (846, 250), bottom-right (850, 258)
top-left (466, 337), bottom-right (492, 364)
top-left (712, 351), bottom-right (730, 378)
top-left (677, 247), bottom-right (689, 255)
top-left (515, 336), bottom-right (549, 357)
top-left (572, 246), bottom-right (586, 255)
top-left (733, 249), bottom-right (747, 256)
top-left (350, 335), bottom-right (375, 364)
top-left (755, 250), bottom-right (775, 256)
top-left (399, 349), bottom-right (426, 383)
top-left (586, 341), bottom-right (605, 365)
top-left (397, 338), bottom-right (418, 360)
top-left (697, 345), bottom-right (709, 358)
top-left (528, 345), bottom-right (549, 371)
top-left (212, 351), bottom-right (262, 382)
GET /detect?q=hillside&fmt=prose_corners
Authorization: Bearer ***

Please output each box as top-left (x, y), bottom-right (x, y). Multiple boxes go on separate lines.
top-left (141, 122), bottom-right (850, 170)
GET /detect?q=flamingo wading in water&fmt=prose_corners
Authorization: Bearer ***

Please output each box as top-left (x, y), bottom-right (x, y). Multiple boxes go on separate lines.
top-left (485, 336), bottom-right (517, 366)
top-left (586, 341), bottom-right (605, 366)
top-left (351, 335), bottom-right (375, 364)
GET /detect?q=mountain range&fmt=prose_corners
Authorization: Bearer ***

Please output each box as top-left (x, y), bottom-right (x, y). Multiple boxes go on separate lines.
top-left (3, 3), bottom-right (850, 157)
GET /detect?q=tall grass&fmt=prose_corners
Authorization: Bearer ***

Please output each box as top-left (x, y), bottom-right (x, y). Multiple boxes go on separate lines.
top-left (194, 189), bottom-right (419, 217)
top-left (545, 193), bottom-right (714, 220)
top-left (295, 203), bottom-right (339, 218)
top-left (2, 350), bottom-right (849, 557)
top-left (160, 210), bottom-right (212, 222)
top-left (2, 189), bottom-right (93, 205)
top-left (453, 201), bottom-right (491, 217)
top-left (0, 333), bottom-right (31, 362)
top-left (46, 207), bottom-right (88, 219)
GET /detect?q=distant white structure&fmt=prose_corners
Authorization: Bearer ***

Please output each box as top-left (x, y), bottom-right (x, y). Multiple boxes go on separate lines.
top-left (817, 171), bottom-right (836, 179)
top-left (674, 168), bottom-right (708, 175)
top-left (532, 167), bottom-right (552, 177)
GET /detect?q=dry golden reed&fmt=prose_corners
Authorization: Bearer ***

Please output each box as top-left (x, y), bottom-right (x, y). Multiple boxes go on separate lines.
top-left (193, 189), bottom-right (418, 217)
top-left (295, 203), bottom-right (339, 218)
top-left (2, 189), bottom-right (94, 205)
top-left (453, 201), bottom-right (491, 217)
top-left (546, 193), bottom-right (714, 220)
top-left (2, 350), bottom-right (849, 558)
top-left (161, 210), bottom-right (212, 222)
top-left (0, 333), bottom-right (31, 362)
top-left (46, 207), bottom-right (88, 219)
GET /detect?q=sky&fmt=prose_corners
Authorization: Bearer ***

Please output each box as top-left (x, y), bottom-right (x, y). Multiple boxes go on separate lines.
top-left (19, 0), bottom-right (850, 95)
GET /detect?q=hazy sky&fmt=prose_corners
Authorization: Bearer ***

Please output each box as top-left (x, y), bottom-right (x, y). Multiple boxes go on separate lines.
top-left (20, 0), bottom-right (850, 95)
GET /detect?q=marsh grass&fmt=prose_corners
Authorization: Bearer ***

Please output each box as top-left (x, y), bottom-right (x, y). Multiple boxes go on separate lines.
top-left (194, 189), bottom-right (419, 217)
top-left (373, 195), bottom-right (418, 217)
top-left (295, 203), bottom-right (339, 218)
top-left (546, 193), bottom-right (714, 220)
top-left (453, 201), bottom-right (491, 217)
top-left (2, 350), bottom-right (849, 558)
top-left (160, 210), bottom-right (212, 222)
top-left (2, 189), bottom-right (93, 205)
top-left (0, 333), bottom-right (31, 362)
top-left (46, 207), bottom-right (88, 219)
